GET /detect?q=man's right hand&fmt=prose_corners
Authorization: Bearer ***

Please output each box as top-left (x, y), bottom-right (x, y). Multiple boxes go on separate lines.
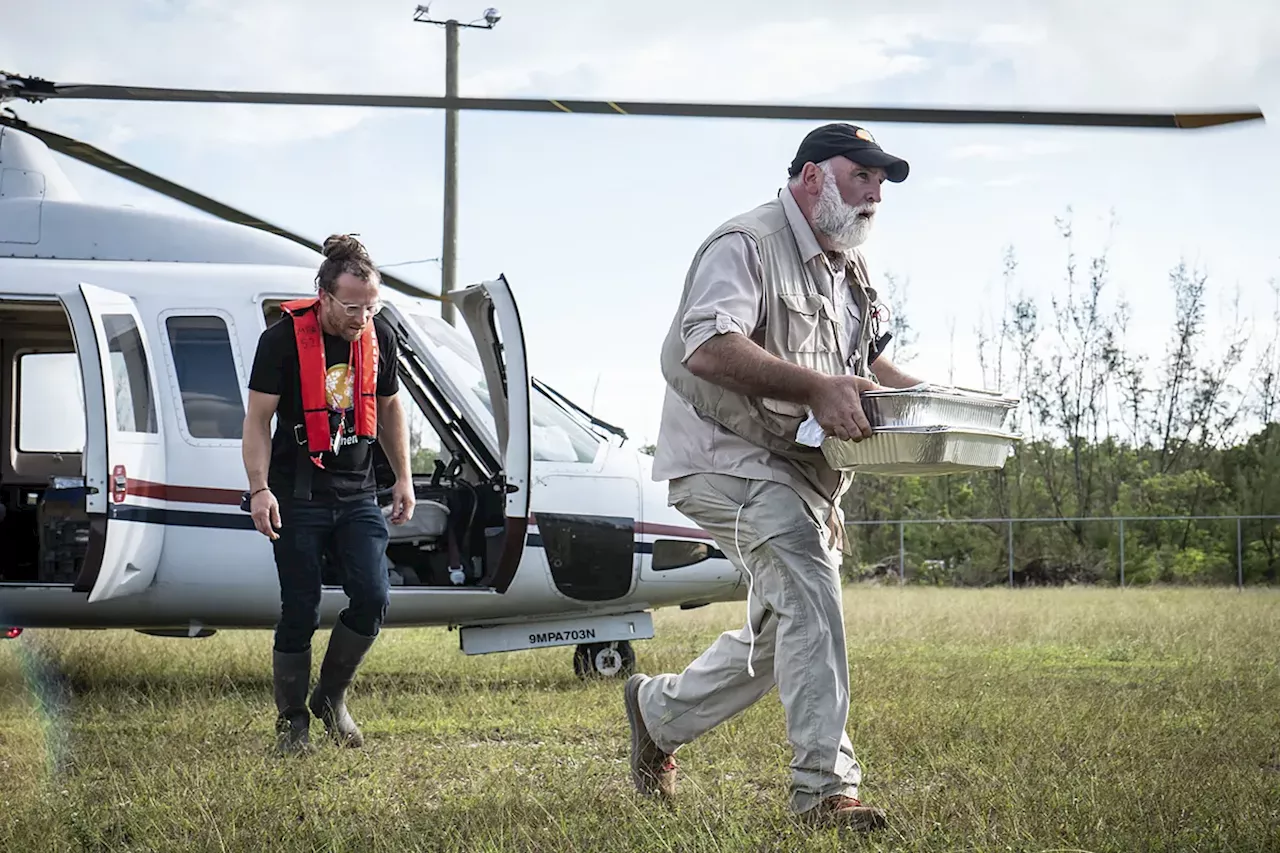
top-left (807, 375), bottom-right (884, 442)
top-left (250, 489), bottom-right (281, 540)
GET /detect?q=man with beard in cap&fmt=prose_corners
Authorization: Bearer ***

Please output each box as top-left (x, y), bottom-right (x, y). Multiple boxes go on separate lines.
top-left (624, 124), bottom-right (926, 830)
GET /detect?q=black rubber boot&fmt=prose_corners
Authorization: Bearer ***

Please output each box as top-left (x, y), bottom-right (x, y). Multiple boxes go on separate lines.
top-left (308, 619), bottom-right (376, 747)
top-left (272, 648), bottom-right (313, 754)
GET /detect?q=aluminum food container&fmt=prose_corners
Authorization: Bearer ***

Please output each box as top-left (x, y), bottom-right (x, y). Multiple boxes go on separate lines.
top-left (822, 425), bottom-right (1019, 476)
top-left (861, 385), bottom-right (1020, 432)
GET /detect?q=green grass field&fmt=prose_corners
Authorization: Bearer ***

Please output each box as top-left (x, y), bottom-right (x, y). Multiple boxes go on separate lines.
top-left (2, 586), bottom-right (1278, 852)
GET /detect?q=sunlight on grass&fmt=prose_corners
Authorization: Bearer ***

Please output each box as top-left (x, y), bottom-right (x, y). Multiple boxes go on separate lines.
top-left (1, 586), bottom-right (1278, 852)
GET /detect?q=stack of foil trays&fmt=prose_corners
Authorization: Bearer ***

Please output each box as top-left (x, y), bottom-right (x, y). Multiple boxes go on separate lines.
top-left (821, 384), bottom-right (1021, 475)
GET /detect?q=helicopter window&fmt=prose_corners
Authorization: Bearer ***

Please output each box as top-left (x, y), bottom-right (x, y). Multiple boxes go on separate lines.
top-left (16, 352), bottom-right (86, 454)
top-left (404, 311), bottom-right (604, 464)
top-left (529, 389), bottom-right (607, 463)
top-left (101, 313), bottom-right (158, 435)
top-left (396, 383), bottom-right (444, 475)
top-left (262, 302), bottom-right (285, 329)
top-left (165, 316), bottom-right (246, 440)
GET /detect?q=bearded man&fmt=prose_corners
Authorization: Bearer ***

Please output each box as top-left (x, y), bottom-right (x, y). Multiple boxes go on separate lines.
top-left (623, 124), bottom-right (925, 830)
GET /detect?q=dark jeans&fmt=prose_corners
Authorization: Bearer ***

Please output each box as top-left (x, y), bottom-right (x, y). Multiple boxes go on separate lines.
top-left (271, 494), bottom-right (391, 654)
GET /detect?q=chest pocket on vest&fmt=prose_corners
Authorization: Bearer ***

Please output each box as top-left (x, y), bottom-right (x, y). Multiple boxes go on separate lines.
top-left (779, 293), bottom-right (839, 353)
top-left (844, 301), bottom-right (864, 369)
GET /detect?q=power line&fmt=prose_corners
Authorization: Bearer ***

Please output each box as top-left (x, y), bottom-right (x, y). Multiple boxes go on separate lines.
top-left (381, 257), bottom-right (442, 268)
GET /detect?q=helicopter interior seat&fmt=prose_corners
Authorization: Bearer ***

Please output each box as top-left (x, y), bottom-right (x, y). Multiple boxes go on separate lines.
top-left (309, 497), bottom-right (467, 588)
top-left (370, 442), bottom-right (491, 588)
top-left (0, 299), bottom-right (89, 585)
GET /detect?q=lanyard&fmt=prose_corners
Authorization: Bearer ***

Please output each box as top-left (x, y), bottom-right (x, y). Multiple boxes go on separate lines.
top-left (327, 341), bottom-right (357, 455)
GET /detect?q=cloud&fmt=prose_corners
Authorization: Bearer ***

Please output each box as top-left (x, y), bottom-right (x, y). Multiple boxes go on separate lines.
top-left (7, 0), bottom-right (1276, 158)
top-left (0, 0), bottom-right (432, 149)
top-left (983, 173), bottom-right (1038, 188)
top-left (462, 16), bottom-right (939, 102)
top-left (972, 22), bottom-right (1048, 47)
top-left (950, 1), bottom-right (1280, 108)
top-left (949, 141), bottom-right (1073, 161)
top-left (923, 173), bottom-right (1040, 189)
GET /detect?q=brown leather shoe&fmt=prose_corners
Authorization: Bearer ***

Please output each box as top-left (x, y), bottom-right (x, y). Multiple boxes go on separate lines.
top-left (624, 674), bottom-right (677, 799)
top-left (799, 795), bottom-right (888, 831)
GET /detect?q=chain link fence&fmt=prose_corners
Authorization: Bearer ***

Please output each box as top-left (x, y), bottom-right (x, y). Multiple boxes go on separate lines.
top-left (841, 515), bottom-right (1280, 588)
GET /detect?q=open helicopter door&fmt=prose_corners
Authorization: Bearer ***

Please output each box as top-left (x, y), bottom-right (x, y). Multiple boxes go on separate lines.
top-left (379, 275), bottom-right (532, 593)
top-left (452, 278), bottom-right (531, 473)
top-left (59, 283), bottom-right (167, 602)
top-left (450, 277), bottom-right (531, 592)
top-left (450, 274), bottom-right (529, 591)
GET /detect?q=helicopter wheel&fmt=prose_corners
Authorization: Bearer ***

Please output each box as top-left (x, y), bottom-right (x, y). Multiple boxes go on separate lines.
top-left (573, 641), bottom-right (635, 680)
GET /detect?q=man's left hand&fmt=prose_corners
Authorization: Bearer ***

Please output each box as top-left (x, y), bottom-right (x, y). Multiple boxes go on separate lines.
top-left (388, 480), bottom-right (416, 525)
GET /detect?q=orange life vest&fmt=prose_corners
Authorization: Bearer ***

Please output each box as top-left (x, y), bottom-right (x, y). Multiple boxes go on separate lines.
top-left (281, 297), bottom-right (378, 469)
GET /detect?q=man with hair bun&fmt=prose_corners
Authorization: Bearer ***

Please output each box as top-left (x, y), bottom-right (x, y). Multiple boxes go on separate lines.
top-left (242, 233), bottom-right (416, 754)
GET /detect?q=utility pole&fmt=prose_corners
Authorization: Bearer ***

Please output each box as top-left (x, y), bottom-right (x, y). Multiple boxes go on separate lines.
top-left (413, 4), bottom-right (501, 326)
top-left (441, 18), bottom-right (459, 326)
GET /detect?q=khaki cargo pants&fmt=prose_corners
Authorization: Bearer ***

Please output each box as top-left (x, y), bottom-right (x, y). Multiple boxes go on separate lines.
top-left (636, 472), bottom-right (862, 814)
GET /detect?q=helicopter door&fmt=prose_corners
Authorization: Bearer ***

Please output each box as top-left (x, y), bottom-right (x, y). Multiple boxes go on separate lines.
top-left (59, 283), bottom-right (167, 603)
top-left (452, 276), bottom-right (532, 592)
top-left (378, 276), bottom-right (532, 593)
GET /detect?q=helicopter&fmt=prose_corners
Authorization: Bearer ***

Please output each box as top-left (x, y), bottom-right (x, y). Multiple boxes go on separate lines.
top-left (0, 72), bottom-right (1264, 677)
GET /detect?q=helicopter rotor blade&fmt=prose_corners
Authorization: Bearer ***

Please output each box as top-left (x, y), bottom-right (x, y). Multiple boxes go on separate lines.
top-left (1, 74), bottom-right (1264, 129)
top-left (0, 112), bottom-right (440, 302)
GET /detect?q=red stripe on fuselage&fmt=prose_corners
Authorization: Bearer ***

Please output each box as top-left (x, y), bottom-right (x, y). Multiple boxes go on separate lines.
top-left (126, 479), bottom-right (243, 506)
top-left (634, 521), bottom-right (714, 540)
top-left (122, 481), bottom-right (717, 540)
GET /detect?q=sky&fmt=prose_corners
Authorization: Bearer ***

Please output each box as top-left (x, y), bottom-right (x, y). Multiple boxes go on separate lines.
top-left (4, 0), bottom-right (1279, 448)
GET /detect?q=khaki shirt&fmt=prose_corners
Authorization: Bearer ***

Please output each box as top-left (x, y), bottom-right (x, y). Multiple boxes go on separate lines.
top-left (652, 187), bottom-right (865, 529)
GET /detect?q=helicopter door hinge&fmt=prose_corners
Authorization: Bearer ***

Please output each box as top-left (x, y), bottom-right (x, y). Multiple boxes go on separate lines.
top-left (111, 464), bottom-right (128, 503)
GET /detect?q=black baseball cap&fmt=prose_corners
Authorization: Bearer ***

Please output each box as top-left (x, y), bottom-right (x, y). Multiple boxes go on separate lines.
top-left (787, 123), bottom-right (910, 183)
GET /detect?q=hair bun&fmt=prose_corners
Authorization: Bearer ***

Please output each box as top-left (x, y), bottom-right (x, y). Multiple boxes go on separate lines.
top-left (315, 232), bottom-right (380, 291)
top-left (322, 233), bottom-right (369, 262)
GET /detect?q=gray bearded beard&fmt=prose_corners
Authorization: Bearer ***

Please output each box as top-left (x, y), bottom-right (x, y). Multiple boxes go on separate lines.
top-left (812, 163), bottom-right (875, 250)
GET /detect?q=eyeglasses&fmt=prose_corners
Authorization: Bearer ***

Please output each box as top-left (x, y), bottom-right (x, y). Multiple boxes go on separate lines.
top-left (325, 292), bottom-right (382, 318)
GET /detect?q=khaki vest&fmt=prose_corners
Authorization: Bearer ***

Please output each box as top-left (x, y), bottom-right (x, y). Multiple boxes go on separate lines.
top-left (660, 195), bottom-right (879, 462)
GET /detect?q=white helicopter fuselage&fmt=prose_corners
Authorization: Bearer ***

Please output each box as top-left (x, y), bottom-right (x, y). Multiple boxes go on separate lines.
top-left (0, 124), bottom-right (744, 673)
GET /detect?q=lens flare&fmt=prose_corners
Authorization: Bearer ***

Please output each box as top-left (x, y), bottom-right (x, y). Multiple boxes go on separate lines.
top-left (0, 623), bottom-right (74, 785)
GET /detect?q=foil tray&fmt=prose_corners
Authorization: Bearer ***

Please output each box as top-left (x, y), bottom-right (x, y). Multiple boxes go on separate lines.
top-left (862, 385), bottom-right (1020, 432)
top-left (822, 425), bottom-right (1019, 476)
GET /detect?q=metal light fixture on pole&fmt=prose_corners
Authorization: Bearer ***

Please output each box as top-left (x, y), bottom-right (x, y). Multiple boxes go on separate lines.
top-left (412, 3), bottom-right (501, 325)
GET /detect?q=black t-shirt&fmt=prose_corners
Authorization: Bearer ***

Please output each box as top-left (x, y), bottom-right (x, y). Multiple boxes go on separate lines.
top-left (248, 311), bottom-right (399, 500)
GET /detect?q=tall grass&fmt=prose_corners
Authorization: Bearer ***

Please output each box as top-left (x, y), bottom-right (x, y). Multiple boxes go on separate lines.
top-left (2, 586), bottom-right (1278, 852)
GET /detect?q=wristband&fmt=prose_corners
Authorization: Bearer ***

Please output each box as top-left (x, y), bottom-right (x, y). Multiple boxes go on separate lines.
top-left (239, 488), bottom-right (268, 513)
